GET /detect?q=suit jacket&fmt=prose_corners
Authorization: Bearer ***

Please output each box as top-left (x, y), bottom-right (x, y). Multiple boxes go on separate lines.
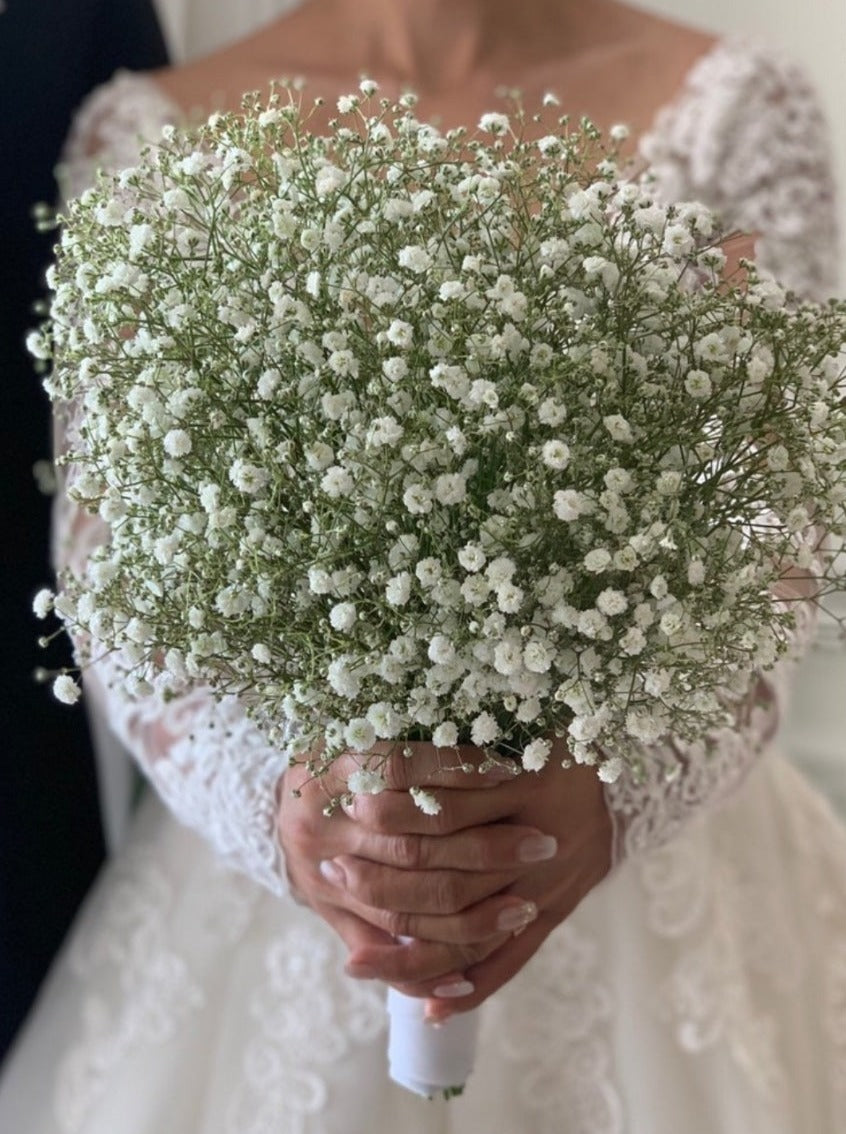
top-left (0, 0), bottom-right (168, 1060)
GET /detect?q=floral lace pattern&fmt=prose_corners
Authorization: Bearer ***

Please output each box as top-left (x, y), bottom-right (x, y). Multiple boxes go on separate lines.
top-left (488, 922), bottom-right (623, 1134)
top-left (225, 928), bottom-right (386, 1134)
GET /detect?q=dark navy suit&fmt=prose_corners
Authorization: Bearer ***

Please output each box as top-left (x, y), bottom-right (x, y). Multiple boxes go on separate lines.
top-left (0, 0), bottom-right (168, 1060)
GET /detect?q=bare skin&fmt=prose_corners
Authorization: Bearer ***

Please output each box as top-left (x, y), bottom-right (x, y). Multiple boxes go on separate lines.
top-left (152, 0), bottom-right (720, 1018)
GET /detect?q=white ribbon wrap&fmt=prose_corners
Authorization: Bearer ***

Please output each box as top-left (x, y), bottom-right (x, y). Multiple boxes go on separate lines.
top-left (386, 988), bottom-right (480, 1098)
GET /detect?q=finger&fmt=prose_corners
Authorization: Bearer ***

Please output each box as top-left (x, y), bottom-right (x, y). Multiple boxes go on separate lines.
top-left (371, 742), bottom-right (519, 791)
top-left (331, 885), bottom-right (540, 946)
top-left (325, 855), bottom-right (517, 913)
top-left (344, 781), bottom-right (527, 835)
top-left (423, 917), bottom-right (553, 1022)
top-left (336, 824), bottom-right (559, 873)
top-left (344, 933), bottom-right (505, 989)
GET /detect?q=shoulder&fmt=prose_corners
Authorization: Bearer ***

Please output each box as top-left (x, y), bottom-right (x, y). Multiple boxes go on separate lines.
top-left (59, 70), bottom-right (181, 200)
top-left (643, 38), bottom-right (840, 298)
top-left (643, 38), bottom-right (832, 195)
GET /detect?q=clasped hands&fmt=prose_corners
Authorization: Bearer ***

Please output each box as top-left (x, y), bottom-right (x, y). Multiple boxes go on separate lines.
top-left (279, 741), bottom-right (613, 1023)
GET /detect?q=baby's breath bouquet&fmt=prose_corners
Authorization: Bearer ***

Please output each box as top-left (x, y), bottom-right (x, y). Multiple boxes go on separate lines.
top-left (32, 81), bottom-right (846, 1097)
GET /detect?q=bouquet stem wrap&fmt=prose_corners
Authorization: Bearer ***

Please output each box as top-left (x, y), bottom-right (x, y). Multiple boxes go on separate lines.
top-left (387, 988), bottom-right (480, 1098)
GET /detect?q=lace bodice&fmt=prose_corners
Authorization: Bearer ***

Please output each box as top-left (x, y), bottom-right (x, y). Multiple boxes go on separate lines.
top-left (55, 39), bottom-right (840, 889)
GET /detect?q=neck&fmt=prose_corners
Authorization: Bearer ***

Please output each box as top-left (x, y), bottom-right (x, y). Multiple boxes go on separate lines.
top-left (324, 0), bottom-right (617, 89)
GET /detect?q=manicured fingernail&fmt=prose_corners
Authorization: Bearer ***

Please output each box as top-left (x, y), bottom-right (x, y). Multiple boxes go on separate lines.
top-left (319, 859), bottom-right (345, 887)
top-left (424, 1002), bottom-right (451, 1026)
top-left (497, 901), bottom-right (538, 933)
top-left (518, 834), bottom-right (558, 863)
top-left (432, 979), bottom-right (474, 999)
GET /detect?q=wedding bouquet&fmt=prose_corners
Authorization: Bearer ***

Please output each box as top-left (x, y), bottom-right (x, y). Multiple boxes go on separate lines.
top-left (31, 82), bottom-right (846, 1096)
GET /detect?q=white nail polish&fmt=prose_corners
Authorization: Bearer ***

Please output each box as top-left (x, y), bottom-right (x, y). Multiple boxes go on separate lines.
top-left (319, 859), bottom-right (345, 887)
top-left (518, 834), bottom-right (558, 863)
top-left (432, 979), bottom-right (474, 999)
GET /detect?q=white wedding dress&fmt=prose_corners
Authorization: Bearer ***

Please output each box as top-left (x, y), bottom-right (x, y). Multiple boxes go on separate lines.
top-left (1, 39), bottom-right (846, 1134)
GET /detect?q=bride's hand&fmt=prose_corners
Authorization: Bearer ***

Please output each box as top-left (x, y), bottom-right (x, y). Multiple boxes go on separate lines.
top-left (278, 745), bottom-right (546, 988)
top-left (278, 741), bottom-right (613, 1009)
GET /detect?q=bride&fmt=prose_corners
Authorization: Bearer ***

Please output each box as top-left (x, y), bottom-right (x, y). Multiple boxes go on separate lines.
top-left (2, 2), bottom-right (845, 1131)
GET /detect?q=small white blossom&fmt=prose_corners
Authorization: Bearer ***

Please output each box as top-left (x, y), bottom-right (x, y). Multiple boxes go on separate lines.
top-left (33, 588), bottom-right (54, 619)
top-left (478, 112), bottom-right (510, 135)
top-left (344, 718), bottom-right (376, 751)
top-left (522, 738), bottom-right (552, 772)
top-left (603, 415), bottom-right (635, 444)
top-left (329, 602), bottom-right (357, 631)
top-left (470, 711), bottom-right (499, 746)
top-left (541, 440), bottom-right (571, 470)
top-left (53, 674), bottom-right (82, 704)
top-left (432, 721), bottom-right (459, 748)
top-left (163, 429), bottom-right (192, 457)
top-left (410, 786), bottom-right (442, 815)
top-left (385, 572), bottom-right (413, 606)
top-left (347, 768), bottom-right (386, 794)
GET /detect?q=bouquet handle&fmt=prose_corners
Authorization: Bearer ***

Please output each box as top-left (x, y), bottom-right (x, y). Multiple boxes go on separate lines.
top-left (386, 987), bottom-right (480, 1098)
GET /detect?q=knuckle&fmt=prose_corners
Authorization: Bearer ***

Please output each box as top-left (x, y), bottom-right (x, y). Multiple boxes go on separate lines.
top-left (392, 833), bottom-right (425, 869)
top-left (432, 872), bottom-right (465, 914)
top-left (382, 908), bottom-right (412, 939)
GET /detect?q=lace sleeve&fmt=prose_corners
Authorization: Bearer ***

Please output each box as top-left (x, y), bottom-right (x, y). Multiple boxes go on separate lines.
top-left (605, 41), bottom-right (840, 861)
top-left (54, 73), bottom-right (290, 895)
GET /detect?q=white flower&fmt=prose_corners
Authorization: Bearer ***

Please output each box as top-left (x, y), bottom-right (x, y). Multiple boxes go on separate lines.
top-left (385, 572), bottom-right (413, 606)
top-left (398, 245), bottom-right (432, 273)
top-left (53, 674), bottom-right (82, 705)
top-left (478, 112), bottom-right (510, 135)
top-left (596, 589), bottom-right (628, 617)
top-left (367, 416), bottom-right (403, 448)
top-left (415, 557), bottom-right (442, 587)
top-left (541, 440), bottom-right (571, 470)
top-left (163, 429), bottom-right (192, 457)
top-left (434, 473), bottom-right (467, 505)
top-left (386, 320), bottom-right (414, 349)
top-left (584, 548), bottom-right (612, 574)
top-left (684, 369), bottom-right (712, 399)
top-left (538, 398), bottom-right (567, 426)
top-left (523, 640), bottom-right (553, 673)
top-left (496, 582), bottom-right (524, 613)
top-left (603, 415), bottom-right (635, 444)
top-left (461, 574), bottom-right (491, 607)
top-left (229, 459), bottom-right (269, 494)
top-left (344, 718), bottom-right (376, 752)
top-left (431, 721), bottom-right (459, 748)
top-left (493, 638), bottom-right (523, 676)
top-left (403, 483), bottom-right (433, 514)
top-left (522, 738), bottom-right (552, 772)
top-left (428, 635), bottom-right (456, 665)
top-left (458, 543), bottom-right (486, 572)
top-left (251, 643), bottom-right (272, 665)
top-left (382, 356), bottom-right (408, 381)
top-left (470, 711), bottom-right (499, 746)
top-left (656, 470), bottom-right (682, 496)
top-left (32, 588), bottom-right (54, 619)
top-left (329, 602), bottom-right (357, 631)
top-left (767, 445), bottom-right (790, 472)
top-left (598, 756), bottom-right (624, 783)
top-left (410, 787), bottom-right (442, 815)
top-left (485, 557), bottom-right (516, 586)
top-left (687, 560), bottom-right (706, 586)
top-left (620, 627), bottom-right (647, 655)
top-left (553, 489), bottom-right (590, 522)
top-left (347, 768), bottom-right (386, 794)
top-left (321, 465), bottom-right (355, 498)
